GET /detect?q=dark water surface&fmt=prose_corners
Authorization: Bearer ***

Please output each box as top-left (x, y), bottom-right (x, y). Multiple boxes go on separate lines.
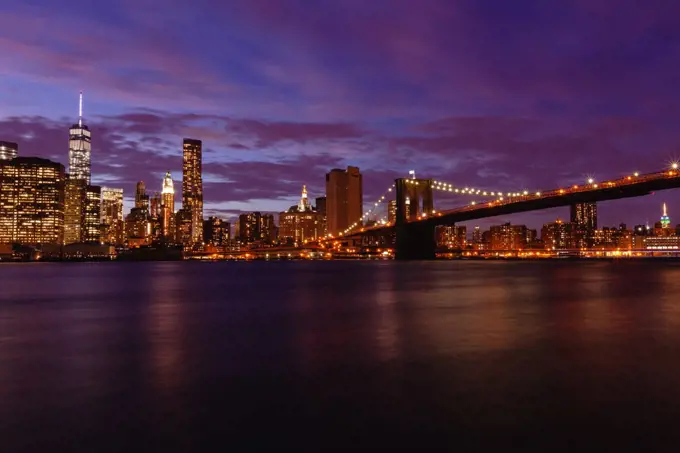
top-left (3, 260), bottom-right (680, 450)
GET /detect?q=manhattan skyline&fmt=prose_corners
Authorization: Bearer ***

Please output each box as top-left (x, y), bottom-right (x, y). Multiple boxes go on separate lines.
top-left (2, 1), bottom-right (680, 230)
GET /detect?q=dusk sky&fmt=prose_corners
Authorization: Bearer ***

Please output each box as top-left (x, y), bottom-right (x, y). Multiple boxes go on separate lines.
top-left (3, 0), bottom-right (680, 229)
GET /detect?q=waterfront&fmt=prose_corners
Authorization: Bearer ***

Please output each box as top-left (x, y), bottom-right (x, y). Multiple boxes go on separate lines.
top-left (3, 261), bottom-right (680, 450)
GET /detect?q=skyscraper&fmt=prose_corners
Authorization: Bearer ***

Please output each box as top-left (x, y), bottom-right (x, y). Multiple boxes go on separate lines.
top-left (0, 141), bottom-right (18, 161)
top-left (135, 181), bottom-right (149, 210)
top-left (0, 157), bottom-right (65, 245)
top-left (64, 180), bottom-right (86, 244)
top-left (570, 202), bottom-right (597, 247)
top-left (239, 212), bottom-right (261, 243)
top-left (101, 187), bottom-right (125, 246)
top-left (161, 171), bottom-right (175, 240)
top-left (83, 186), bottom-right (101, 243)
top-left (68, 92), bottom-right (92, 184)
top-left (325, 166), bottom-right (362, 236)
top-left (182, 139), bottom-right (203, 244)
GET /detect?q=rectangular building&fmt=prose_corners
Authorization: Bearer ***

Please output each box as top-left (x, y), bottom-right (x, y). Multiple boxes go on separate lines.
top-left (101, 187), bottom-right (125, 246)
top-left (0, 157), bottom-right (65, 245)
top-left (490, 223), bottom-right (528, 251)
top-left (435, 225), bottom-right (467, 249)
top-left (325, 166), bottom-right (362, 236)
top-left (182, 139), bottom-right (204, 244)
top-left (239, 212), bottom-right (261, 243)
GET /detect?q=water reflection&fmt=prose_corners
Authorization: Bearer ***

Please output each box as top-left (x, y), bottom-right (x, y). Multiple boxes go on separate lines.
top-left (147, 263), bottom-right (186, 392)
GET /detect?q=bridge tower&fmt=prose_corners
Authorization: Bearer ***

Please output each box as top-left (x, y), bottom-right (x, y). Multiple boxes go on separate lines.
top-left (394, 178), bottom-right (437, 260)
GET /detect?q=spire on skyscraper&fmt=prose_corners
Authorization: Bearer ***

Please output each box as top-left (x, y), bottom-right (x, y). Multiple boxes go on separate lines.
top-left (298, 185), bottom-right (311, 212)
top-left (78, 91), bottom-right (83, 127)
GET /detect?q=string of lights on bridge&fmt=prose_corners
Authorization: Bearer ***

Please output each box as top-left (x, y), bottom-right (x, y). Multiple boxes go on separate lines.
top-left (326, 162), bottom-right (680, 238)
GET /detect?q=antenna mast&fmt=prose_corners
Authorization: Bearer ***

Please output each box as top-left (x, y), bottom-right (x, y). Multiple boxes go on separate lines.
top-left (78, 91), bottom-right (83, 127)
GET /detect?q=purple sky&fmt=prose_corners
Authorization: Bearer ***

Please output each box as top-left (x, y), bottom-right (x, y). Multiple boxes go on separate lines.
top-left (2, 0), bottom-right (680, 229)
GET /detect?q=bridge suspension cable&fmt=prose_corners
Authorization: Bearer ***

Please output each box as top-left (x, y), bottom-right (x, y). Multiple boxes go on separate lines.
top-left (324, 183), bottom-right (396, 238)
top-left (432, 180), bottom-right (536, 200)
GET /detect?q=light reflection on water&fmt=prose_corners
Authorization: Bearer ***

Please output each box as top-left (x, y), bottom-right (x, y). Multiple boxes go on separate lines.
top-left (2, 260), bottom-right (680, 450)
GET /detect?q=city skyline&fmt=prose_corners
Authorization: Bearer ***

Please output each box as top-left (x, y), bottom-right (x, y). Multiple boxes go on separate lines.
top-left (4, 1), bottom-right (680, 229)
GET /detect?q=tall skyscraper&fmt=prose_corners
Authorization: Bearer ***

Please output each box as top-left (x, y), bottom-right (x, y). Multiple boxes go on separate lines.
top-left (570, 202), bottom-right (597, 248)
top-left (161, 171), bottom-right (175, 240)
top-left (64, 180), bottom-right (86, 244)
top-left (0, 141), bottom-right (18, 161)
top-left (101, 187), bottom-right (125, 246)
top-left (68, 92), bottom-right (92, 184)
top-left (0, 157), bottom-right (65, 245)
top-left (325, 166), bottom-right (362, 236)
top-left (182, 139), bottom-right (203, 243)
top-left (83, 186), bottom-right (101, 243)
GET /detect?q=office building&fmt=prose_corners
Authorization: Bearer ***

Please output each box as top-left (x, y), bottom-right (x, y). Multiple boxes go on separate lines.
top-left (570, 202), bottom-right (597, 247)
top-left (149, 192), bottom-right (161, 219)
top-left (315, 196), bottom-right (327, 236)
top-left (135, 181), bottom-right (149, 210)
top-left (0, 141), bottom-right (18, 161)
top-left (64, 179), bottom-right (86, 244)
top-left (161, 171), bottom-right (175, 241)
top-left (68, 92), bottom-right (92, 184)
top-left (175, 208), bottom-right (193, 247)
top-left (541, 220), bottom-right (579, 250)
top-left (203, 216), bottom-right (229, 247)
top-left (239, 212), bottom-right (261, 243)
top-left (101, 187), bottom-right (125, 246)
top-left (435, 225), bottom-right (466, 249)
top-left (489, 223), bottom-right (528, 251)
top-left (125, 207), bottom-right (151, 247)
top-left (325, 166), bottom-right (362, 236)
top-left (0, 157), bottom-right (65, 245)
top-left (182, 138), bottom-right (204, 243)
top-left (83, 185), bottom-right (101, 243)
top-left (260, 213), bottom-right (277, 244)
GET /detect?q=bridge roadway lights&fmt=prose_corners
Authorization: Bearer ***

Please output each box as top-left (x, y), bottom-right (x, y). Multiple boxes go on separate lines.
top-left (395, 221), bottom-right (436, 260)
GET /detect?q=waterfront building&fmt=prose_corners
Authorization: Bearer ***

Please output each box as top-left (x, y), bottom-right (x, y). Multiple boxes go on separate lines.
top-left (260, 213), bottom-right (277, 244)
top-left (570, 202), bottom-right (597, 247)
top-left (182, 138), bottom-right (204, 244)
top-left (0, 141), bottom-right (18, 161)
top-left (325, 166), bottom-right (362, 236)
top-left (239, 212), bottom-right (261, 243)
top-left (101, 187), bottom-right (125, 246)
top-left (68, 92), bottom-right (92, 184)
top-left (490, 223), bottom-right (528, 251)
top-left (125, 207), bottom-right (151, 247)
top-left (435, 225), bottom-right (467, 249)
top-left (541, 220), bottom-right (579, 250)
top-left (278, 186), bottom-right (324, 245)
top-left (83, 185), bottom-right (101, 243)
top-left (64, 179), bottom-right (86, 244)
top-left (203, 216), bottom-right (229, 247)
top-left (0, 157), bottom-right (65, 245)
top-left (644, 236), bottom-right (680, 251)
